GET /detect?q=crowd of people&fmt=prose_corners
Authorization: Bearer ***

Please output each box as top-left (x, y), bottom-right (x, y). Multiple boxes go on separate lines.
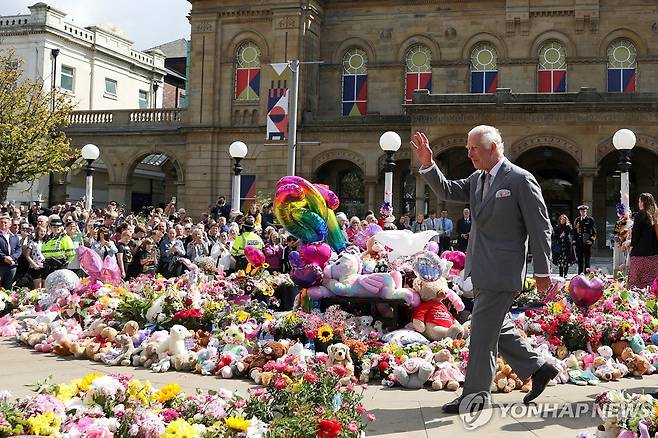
top-left (0, 189), bottom-right (656, 291)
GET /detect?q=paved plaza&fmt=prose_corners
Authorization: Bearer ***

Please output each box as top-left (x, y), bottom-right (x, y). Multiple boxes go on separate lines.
top-left (2, 337), bottom-right (656, 438)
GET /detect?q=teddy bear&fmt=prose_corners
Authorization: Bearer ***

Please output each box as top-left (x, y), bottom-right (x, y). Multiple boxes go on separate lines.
top-left (120, 321), bottom-right (140, 337)
top-left (152, 325), bottom-right (191, 372)
top-left (26, 322), bottom-right (49, 347)
top-left (611, 340), bottom-right (630, 359)
top-left (172, 350), bottom-right (198, 371)
top-left (101, 333), bottom-right (135, 366)
top-left (621, 347), bottom-right (654, 376)
top-left (50, 326), bottom-right (75, 356)
top-left (392, 357), bottom-right (434, 389)
top-left (217, 325), bottom-right (249, 379)
top-left (307, 251), bottom-right (420, 306)
top-left (361, 236), bottom-right (388, 274)
top-left (430, 349), bottom-right (464, 391)
top-left (564, 354), bottom-right (600, 385)
top-left (591, 346), bottom-right (624, 381)
top-left (327, 343), bottom-right (355, 385)
top-left (91, 327), bottom-right (119, 362)
top-left (243, 341), bottom-right (287, 384)
top-left (412, 276), bottom-right (466, 341)
top-left (195, 338), bottom-right (220, 375)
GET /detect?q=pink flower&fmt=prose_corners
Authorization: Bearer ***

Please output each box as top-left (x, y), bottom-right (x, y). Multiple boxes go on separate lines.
top-left (361, 384), bottom-right (369, 390)
top-left (303, 371), bottom-right (319, 383)
top-left (314, 406), bottom-right (326, 415)
top-left (87, 427), bottom-right (113, 438)
top-left (274, 377), bottom-right (288, 390)
top-left (316, 354), bottom-right (328, 364)
top-left (356, 404), bottom-right (367, 414)
top-left (347, 421), bottom-right (358, 433)
top-left (367, 413), bottom-right (376, 422)
top-left (233, 399), bottom-right (246, 409)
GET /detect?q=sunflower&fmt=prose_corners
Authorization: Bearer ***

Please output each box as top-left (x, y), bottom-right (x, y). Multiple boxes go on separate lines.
top-left (225, 416), bottom-right (251, 431)
top-left (155, 383), bottom-right (181, 403)
top-left (317, 325), bottom-right (334, 343)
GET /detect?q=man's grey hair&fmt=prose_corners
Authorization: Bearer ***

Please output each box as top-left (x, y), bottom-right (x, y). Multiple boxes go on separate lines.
top-left (468, 125), bottom-right (505, 154)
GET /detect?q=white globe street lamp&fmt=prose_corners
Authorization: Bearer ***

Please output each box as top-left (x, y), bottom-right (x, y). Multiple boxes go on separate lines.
top-left (229, 141), bottom-right (248, 211)
top-left (379, 132), bottom-right (401, 205)
top-left (612, 129), bottom-right (636, 212)
top-left (80, 144), bottom-right (100, 211)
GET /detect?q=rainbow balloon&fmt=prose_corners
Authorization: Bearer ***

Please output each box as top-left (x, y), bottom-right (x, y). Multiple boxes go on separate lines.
top-left (274, 176), bottom-right (346, 252)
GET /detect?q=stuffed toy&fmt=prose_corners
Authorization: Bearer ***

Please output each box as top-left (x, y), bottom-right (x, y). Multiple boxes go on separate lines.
top-left (359, 353), bottom-right (397, 383)
top-left (356, 316), bottom-right (374, 339)
top-left (378, 202), bottom-right (395, 229)
top-left (152, 325), bottom-right (190, 372)
top-left (535, 343), bottom-right (568, 385)
top-left (392, 357), bottom-right (434, 389)
top-left (412, 277), bottom-right (466, 341)
top-left (327, 343), bottom-right (355, 385)
top-left (243, 341), bottom-right (287, 384)
top-left (630, 333), bottom-right (647, 355)
top-left (172, 351), bottom-right (198, 371)
top-left (195, 338), bottom-right (220, 376)
top-left (287, 342), bottom-right (314, 364)
top-left (362, 236), bottom-right (388, 274)
top-left (611, 340), bottom-right (630, 359)
top-left (491, 357), bottom-right (517, 393)
top-left (564, 354), bottom-right (600, 385)
top-left (92, 327), bottom-right (119, 362)
top-left (430, 349), bottom-right (464, 391)
top-left (217, 324), bottom-right (249, 378)
top-left (50, 326), bottom-right (75, 356)
top-left (120, 321), bottom-right (140, 337)
top-left (621, 347), bottom-right (654, 377)
top-left (26, 322), bottom-right (49, 347)
top-left (591, 346), bottom-right (624, 381)
top-left (307, 252), bottom-right (420, 306)
top-left (80, 319), bottom-right (107, 339)
top-left (101, 333), bottom-right (135, 366)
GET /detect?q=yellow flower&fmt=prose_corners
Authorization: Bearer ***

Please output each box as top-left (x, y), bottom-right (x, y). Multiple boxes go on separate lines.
top-left (317, 325), bottom-right (334, 343)
top-left (98, 295), bottom-right (110, 307)
top-left (79, 373), bottom-right (103, 392)
top-left (155, 383), bottom-right (181, 403)
top-left (236, 311), bottom-right (250, 323)
top-left (162, 418), bottom-right (196, 438)
top-left (285, 313), bottom-right (299, 323)
top-left (27, 412), bottom-right (62, 436)
top-left (620, 322), bottom-right (632, 334)
top-left (128, 379), bottom-right (153, 406)
top-left (262, 286), bottom-right (275, 297)
top-left (55, 382), bottom-right (79, 402)
top-left (291, 380), bottom-right (303, 393)
top-left (654, 402), bottom-right (658, 417)
top-left (225, 416), bottom-right (251, 432)
top-left (264, 313), bottom-right (273, 321)
top-left (552, 301), bottom-right (564, 314)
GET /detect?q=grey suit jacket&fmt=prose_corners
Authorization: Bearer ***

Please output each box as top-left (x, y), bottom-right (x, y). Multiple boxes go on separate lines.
top-left (421, 158), bottom-right (551, 292)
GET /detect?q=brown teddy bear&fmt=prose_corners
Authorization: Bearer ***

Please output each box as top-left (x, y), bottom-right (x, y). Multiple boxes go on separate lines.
top-left (243, 341), bottom-right (287, 384)
top-left (611, 340), bottom-right (630, 359)
top-left (491, 357), bottom-right (528, 393)
top-left (91, 327), bottom-right (119, 362)
top-left (621, 347), bottom-right (653, 376)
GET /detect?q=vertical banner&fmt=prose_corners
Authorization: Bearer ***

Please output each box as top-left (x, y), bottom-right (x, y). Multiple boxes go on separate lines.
top-left (266, 64), bottom-right (291, 140)
top-left (240, 175), bottom-right (257, 212)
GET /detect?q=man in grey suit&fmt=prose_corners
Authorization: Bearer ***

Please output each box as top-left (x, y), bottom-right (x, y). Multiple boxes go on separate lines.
top-left (411, 126), bottom-right (558, 414)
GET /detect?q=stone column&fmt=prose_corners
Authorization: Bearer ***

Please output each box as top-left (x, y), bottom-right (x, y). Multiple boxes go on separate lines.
top-left (365, 178), bottom-right (377, 213)
top-left (107, 183), bottom-right (130, 207)
top-left (578, 167), bottom-right (598, 215)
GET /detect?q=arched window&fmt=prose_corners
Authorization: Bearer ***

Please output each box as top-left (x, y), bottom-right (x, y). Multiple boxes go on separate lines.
top-left (537, 41), bottom-right (567, 93)
top-left (234, 41), bottom-right (261, 101)
top-left (341, 48), bottom-right (368, 116)
top-left (607, 39), bottom-right (637, 92)
top-left (470, 43), bottom-right (498, 94)
top-left (404, 44), bottom-right (432, 104)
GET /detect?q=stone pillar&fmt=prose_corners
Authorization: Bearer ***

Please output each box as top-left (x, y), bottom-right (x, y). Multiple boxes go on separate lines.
top-left (578, 167), bottom-right (597, 215)
top-left (365, 178), bottom-right (377, 213)
top-left (175, 182), bottom-right (186, 209)
top-left (107, 183), bottom-right (130, 207)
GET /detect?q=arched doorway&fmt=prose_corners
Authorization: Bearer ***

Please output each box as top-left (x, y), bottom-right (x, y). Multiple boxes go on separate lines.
top-left (315, 160), bottom-right (365, 219)
top-left (127, 153), bottom-right (183, 213)
top-left (596, 147), bottom-right (658, 242)
top-left (514, 147), bottom-right (579, 226)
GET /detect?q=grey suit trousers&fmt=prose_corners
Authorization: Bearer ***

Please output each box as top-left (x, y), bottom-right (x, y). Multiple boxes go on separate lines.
top-left (462, 288), bottom-right (543, 396)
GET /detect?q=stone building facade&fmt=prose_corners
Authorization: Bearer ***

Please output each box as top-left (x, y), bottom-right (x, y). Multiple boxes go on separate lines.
top-left (66, 0), bottom-right (658, 245)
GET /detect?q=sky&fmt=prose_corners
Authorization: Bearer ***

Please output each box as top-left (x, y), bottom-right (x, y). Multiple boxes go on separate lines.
top-left (1, 0), bottom-right (191, 50)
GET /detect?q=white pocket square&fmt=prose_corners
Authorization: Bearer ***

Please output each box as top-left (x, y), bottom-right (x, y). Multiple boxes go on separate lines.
top-left (495, 189), bottom-right (512, 198)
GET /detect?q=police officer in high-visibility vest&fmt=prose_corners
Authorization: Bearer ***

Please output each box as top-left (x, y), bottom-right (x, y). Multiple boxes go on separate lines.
top-left (230, 216), bottom-right (263, 271)
top-left (42, 217), bottom-right (76, 276)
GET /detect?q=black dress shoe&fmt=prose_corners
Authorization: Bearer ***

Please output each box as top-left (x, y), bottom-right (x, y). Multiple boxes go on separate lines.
top-left (523, 363), bottom-right (559, 405)
top-left (442, 397), bottom-right (463, 414)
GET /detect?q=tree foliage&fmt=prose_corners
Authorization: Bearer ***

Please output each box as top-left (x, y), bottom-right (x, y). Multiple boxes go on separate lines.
top-left (0, 50), bottom-right (77, 201)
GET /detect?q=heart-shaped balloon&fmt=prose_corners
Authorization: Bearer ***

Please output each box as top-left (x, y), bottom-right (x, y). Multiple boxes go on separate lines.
top-left (425, 241), bottom-right (439, 254)
top-left (569, 274), bottom-right (605, 308)
top-left (299, 242), bottom-right (332, 267)
top-left (245, 246), bottom-right (266, 267)
top-left (291, 264), bottom-right (324, 288)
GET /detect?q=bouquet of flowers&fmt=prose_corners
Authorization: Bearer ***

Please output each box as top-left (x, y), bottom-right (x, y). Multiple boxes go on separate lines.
top-left (595, 390), bottom-right (658, 436)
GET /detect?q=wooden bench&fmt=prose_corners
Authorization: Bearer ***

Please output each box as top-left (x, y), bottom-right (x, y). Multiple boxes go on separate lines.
top-left (319, 296), bottom-right (412, 330)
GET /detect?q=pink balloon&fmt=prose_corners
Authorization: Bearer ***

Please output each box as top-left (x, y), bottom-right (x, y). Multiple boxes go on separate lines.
top-left (425, 241), bottom-right (439, 254)
top-left (569, 275), bottom-right (604, 308)
top-left (442, 250), bottom-right (465, 274)
top-left (244, 246), bottom-right (266, 267)
top-left (299, 242), bottom-right (332, 267)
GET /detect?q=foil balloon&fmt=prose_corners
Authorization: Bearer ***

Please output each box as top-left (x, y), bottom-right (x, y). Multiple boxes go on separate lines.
top-left (291, 264), bottom-right (324, 288)
top-left (353, 223), bottom-right (382, 250)
top-left (568, 274), bottom-right (604, 308)
top-left (442, 250), bottom-right (465, 276)
top-left (412, 251), bottom-right (443, 282)
top-left (244, 246), bottom-right (266, 267)
top-left (44, 269), bottom-right (80, 291)
top-left (425, 241), bottom-right (440, 254)
top-left (78, 246), bottom-right (122, 285)
top-left (299, 242), bottom-right (332, 267)
top-left (274, 176), bottom-right (346, 252)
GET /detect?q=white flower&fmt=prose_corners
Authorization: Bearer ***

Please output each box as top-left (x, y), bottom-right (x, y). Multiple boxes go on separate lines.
top-left (0, 390), bottom-right (11, 403)
top-left (89, 376), bottom-right (125, 398)
top-left (246, 417), bottom-right (268, 438)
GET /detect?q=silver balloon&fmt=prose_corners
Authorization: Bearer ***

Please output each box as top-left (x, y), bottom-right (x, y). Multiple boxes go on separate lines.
top-left (412, 251), bottom-right (443, 282)
top-left (44, 269), bottom-right (81, 291)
